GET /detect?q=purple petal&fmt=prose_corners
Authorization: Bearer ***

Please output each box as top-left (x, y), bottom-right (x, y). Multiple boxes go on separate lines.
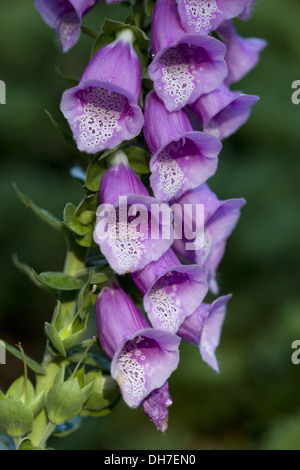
top-left (172, 184), bottom-right (246, 293)
top-left (191, 83), bottom-right (259, 140)
top-left (177, 303), bottom-right (209, 346)
top-left (176, 0), bottom-right (248, 35)
top-left (131, 248), bottom-right (181, 293)
top-left (200, 294), bottom-right (232, 372)
top-left (144, 91), bottom-right (193, 155)
top-left (132, 248), bottom-right (208, 333)
top-left (93, 194), bottom-right (174, 275)
top-left (96, 282), bottom-right (149, 360)
top-left (149, 35), bottom-right (228, 113)
top-left (150, 132), bottom-right (221, 202)
top-left (111, 328), bottom-right (180, 408)
top-left (144, 264), bottom-right (208, 333)
top-left (142, 381), bottom-right (172, 432)
top-left (35, 0), bottom-right (98, 52)
top-left (150, 0), bottom-right (188, 53)
top-left (218, 20), bottom-right (267, 85)
top-left (178, 294), bottom-right (232, 372)
top-left (60, 32), bottom-right (143, 153)
top-left (148, 2), bottom-right (227, 113)
top-left (239, 0), bottom-right (256, 20)
top-left (99, 151), bottom-right (149, 205)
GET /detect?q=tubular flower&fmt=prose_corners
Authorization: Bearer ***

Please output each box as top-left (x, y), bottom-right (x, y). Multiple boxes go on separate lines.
top-left (172, 183), bottom-right (246, 293)
top-left (93, 151), bottom-right (174, 274)
top-left (178, 294), bottom-right (232, 372)
top-left (148, 0), bottom-right (228, 112)
top-left (176, 0), bottom-right (249, 35)
top-left (217, 20), bottom-right (267, 85)
top-left (144, 91), bottom-right (221, 202)
top-left (191, 83), bottom-right (259, 140)
top-left (142, 381), bottom-right (172, 432)
top-left (34, 0), bottom-right (98, 52)
top-left (239, 0), bottom-right (256, 20)
top-left (131, 248), bottom-right (208, 334)
top-left (60, 29), bottom-right (144, 153)
top-left (96, 282), bottom-right (181, 408)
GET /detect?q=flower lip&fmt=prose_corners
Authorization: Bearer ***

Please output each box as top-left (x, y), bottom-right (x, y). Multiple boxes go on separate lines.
top-left (149, 130), bottom-right (220, 202)
top-left (110, 327), bottom-right (181, 408)
top-left (60, 78), bottom-right (144, 154)
top-left (148, 33), bottom-right (228, 112)
top-left (93, 193), bottom-right (174, 275)
top-left (143, 264), bottom-right (208, 333)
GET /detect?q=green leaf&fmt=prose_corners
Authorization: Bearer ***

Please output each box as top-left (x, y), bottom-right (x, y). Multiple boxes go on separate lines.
top-left (12, 255), bottom-right (42, 288)
top-left (55, 67), bottom-right (79, 87)
top-left (35, 272), bottom-right (82, 291)
top-left (124, 146), bottom-right (150, 174)
top-left (45, 109), bottom-right (77, 150)
top-left (85, 156), bottom-right (107, 192)
top-left (44, 322), bottom-right (66, 357)
top-left (81, 24), bottom-right (99, 39)
top-left (144, 0), bottom-right (154, 16)
top-left (13, 184), bottom-right (62, 231)
top-left (1, 341), bottom-right (46, 375)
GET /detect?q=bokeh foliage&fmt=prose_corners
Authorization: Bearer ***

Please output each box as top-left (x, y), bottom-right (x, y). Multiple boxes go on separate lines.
top-left (0, 0), bottom-right (300, 450)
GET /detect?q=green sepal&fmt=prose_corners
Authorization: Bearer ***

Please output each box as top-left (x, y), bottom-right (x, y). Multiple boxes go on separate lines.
top-left (74, 366), bottom-right (85, 389)
top-left (1, 340), bottom-right (46, 375)
top-left (0, 391), bottom-right (5, 402)
top-left (85, 155), bottom-right (107, 192)
top-left (92, 18), bottom-right (150, 60)
top-left (44, 110), bottom-right (77, 150)
top-left (83, 371), bottom-right (120, 415)
top-left (63, 194), bottom-right (98, 248)
top-left (81, 381), bottom-right (94, 405)
top-left (54, 365), bottom-right (65, 385)
top-left (44, 322), bottom-right (66, 357)
top-left (13, 184), bottom-right (62, 231)
top-left (18, 438), bottom-right (43, 450)
top-left (6, 376), bottom-right (35, 405)
top-left (124, 146), bottom-right (150, 174)
top-left (61, 314), bottom-right (89, 351)
top-left (46, 379), bottom-right (84, 425)
top-left (0, 396), bottom-right (34, 438)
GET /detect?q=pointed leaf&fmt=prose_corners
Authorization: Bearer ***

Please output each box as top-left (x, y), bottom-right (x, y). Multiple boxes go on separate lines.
top-left (13, 184), bottom-right (62, 231)
top-left (35, 272), bottom-right (82, 291)
top-left (45, 110), bottom-right (77, 150)
top-left (44, 322), bottom-right (66, 357)
top-left (1, 341), bottom-right (46, 375)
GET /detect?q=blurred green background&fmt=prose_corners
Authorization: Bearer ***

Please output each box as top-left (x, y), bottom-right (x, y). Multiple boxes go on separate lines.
top-left (1, 0), bottom-right (300, 450)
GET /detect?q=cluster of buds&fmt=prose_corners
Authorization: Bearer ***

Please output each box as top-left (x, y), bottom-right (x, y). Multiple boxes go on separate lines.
top-left (32, 0), bottom-right (266, 433)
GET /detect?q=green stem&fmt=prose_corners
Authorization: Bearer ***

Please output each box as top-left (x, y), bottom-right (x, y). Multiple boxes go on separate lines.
top-left (37, 421), bottom-right (56, 449)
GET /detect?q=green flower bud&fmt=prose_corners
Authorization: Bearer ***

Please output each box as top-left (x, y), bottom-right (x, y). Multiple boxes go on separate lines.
top-left (0, 396), bottom-right (33, 438)
top-left (46, 378), bottom-right (84, 425)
